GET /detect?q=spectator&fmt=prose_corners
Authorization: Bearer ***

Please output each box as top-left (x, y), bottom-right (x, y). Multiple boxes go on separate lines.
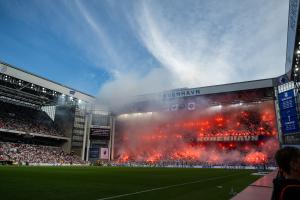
top-left (271, 146), bottom-right (300, 200)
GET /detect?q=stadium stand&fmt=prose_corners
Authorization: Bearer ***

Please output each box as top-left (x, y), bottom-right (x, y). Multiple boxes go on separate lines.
top-left (0, 61), bottom-right (95, 164)
top-left (0, 142), bottom-right (85, 165)
top-left (0, 101), bottom-right (62, 137)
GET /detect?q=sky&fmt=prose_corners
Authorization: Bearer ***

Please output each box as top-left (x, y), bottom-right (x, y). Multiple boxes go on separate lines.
top-left (0, 0), bottom-right (289, 98)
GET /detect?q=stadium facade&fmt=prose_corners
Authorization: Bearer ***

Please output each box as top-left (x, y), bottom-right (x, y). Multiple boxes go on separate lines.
top-left (0, 0), bottom-right (300, 165)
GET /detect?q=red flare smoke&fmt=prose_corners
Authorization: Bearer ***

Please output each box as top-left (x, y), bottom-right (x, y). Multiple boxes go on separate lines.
top-left (115, 101), bottom-right (278, 165)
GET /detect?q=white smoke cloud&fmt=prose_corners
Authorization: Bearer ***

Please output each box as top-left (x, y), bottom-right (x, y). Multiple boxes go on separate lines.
top-left (97, 68), bottom-right (176, 107)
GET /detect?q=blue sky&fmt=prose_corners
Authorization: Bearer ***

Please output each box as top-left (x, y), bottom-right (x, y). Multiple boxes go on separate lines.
top-left (0, 0), bottom-right (289, 97)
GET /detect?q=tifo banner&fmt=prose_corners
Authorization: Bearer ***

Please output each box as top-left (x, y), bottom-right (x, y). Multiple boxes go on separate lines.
top-left (197, 135), bottom-right (259, 142)
top-left (100, 148), bottom-right (109, 159)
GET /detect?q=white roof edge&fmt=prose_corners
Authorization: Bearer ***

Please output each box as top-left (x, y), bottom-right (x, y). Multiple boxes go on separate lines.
top-left (134, 78), bottom-right (276, 101)
top-left (177, 78), bottom-right (275, 95)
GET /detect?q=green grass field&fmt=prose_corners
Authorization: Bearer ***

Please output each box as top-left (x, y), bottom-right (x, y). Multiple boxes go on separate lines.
top-left (0, 166), bottom-right (262, 200)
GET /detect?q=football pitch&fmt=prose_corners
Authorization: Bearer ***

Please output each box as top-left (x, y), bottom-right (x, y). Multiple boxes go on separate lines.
top-left (0, 166), bottom-right (262, 200)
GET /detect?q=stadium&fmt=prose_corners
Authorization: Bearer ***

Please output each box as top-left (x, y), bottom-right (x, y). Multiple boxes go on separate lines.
top-left (1, 0), bottom-right (300, 200)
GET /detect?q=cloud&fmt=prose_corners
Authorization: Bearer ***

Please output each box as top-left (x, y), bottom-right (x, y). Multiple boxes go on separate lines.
top-left (127, 0), bottom-right (288, 88)
top-left (1, 0), bottom-right (288, 99)
top-left (74, 0), bottom-right (122, 73)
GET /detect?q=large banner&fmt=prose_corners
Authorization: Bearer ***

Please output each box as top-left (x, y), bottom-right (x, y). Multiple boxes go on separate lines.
top-left (100, 148), bottom-right (109, 159)
top-left (197, 135), bottom-right (259, 142)
top-left (278, 89), bottom-right (300, 134)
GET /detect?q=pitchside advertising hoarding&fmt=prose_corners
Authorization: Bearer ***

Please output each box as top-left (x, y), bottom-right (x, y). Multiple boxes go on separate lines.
top-left (278, 89), bottom-right (300, 134)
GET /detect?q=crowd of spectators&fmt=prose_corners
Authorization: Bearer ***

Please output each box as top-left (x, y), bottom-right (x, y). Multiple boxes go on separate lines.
top-left (0, 117), bottom-right (62, 136)
top-left (0, 142), bottom-right (86, 165)
top-left (0, 102), bottom-right (63, 137)
top-left (111, 159), bottom-right (276, 169)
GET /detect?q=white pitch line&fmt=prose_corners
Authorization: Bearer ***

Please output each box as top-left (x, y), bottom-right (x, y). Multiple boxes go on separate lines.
top-left (97, 173), bottom-right (241, 200)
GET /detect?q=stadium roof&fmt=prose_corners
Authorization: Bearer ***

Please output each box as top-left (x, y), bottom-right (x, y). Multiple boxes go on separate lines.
top-left (0, 60), bottom-right (95, 104)
top-left (161, 78), bottom-right (275, 99)
top-left (112, 77), bottom-right (276, 115)
top-left (133, 77), bottom-right (276, 103)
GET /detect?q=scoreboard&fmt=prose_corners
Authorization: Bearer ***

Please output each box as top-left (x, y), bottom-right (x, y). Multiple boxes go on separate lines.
top-left (90, 127), bottom-right (110, 138)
